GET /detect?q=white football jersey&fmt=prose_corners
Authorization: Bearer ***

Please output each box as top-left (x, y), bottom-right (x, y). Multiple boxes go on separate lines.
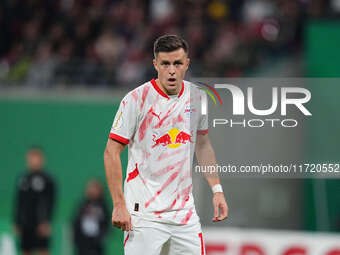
top-left (109, 79), bottom-right (208, 225)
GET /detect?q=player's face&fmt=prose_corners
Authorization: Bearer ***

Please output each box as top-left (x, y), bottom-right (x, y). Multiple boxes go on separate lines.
top-left (153, 48), bottom-right (190, 95)
top-left (26, 150), bottom-right (45, 171)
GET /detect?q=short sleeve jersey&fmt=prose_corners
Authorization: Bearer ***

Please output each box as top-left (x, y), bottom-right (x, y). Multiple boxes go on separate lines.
top-left (109, 79), bottom-right (208, 225)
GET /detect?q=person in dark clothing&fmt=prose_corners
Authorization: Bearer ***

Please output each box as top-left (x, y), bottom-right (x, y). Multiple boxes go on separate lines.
top-left (73, 179), bottom-right (110, 255)
top-left (13, 146), bottom-right (56, 255)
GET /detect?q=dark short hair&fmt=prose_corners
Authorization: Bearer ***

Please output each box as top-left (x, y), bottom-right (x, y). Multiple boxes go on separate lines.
top-left (27, 145), bottom-right (44, 154)
top-left (153, 35), bottom-right (189, 57)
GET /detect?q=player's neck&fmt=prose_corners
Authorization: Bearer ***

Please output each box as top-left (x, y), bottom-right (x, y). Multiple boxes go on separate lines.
top-left (155, 78), bottom-right (181, 96)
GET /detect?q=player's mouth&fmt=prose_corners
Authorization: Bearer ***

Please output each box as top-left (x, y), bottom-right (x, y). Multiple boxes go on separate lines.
top-left (168, 78), bottom-right (176, 85)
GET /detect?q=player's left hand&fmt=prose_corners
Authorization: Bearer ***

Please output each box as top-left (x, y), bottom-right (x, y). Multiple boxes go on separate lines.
top-left (212, 192), bottom-right (228, 222)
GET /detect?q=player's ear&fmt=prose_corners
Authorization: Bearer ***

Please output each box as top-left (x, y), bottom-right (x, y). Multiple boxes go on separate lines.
top-left (153, 58), bottom-right (159, 72)
top-left (185, 58), bottom-right (190, 71)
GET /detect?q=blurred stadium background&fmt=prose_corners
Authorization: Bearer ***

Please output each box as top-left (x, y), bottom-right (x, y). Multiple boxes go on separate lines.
top-left (1, 0), bottom-right (340, 254)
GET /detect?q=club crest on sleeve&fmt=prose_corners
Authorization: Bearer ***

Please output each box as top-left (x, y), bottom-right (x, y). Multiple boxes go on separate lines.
top-left (112, 111), bottom-right (123, 131)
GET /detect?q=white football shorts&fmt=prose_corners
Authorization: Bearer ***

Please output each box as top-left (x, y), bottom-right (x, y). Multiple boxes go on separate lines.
top-left (124, 216), bottom-right (205, 255)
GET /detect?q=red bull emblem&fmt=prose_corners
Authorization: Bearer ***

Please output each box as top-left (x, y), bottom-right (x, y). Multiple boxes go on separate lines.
top-left (152, 128), bottom-right (192, 148)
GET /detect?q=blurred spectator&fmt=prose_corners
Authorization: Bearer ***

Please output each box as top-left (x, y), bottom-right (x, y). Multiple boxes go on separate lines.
top-left (72, 179), bottom-right (110, 255)
top-left (13, 146), bottom-right (56, 255)
top-left (25, 41), bottom-right (57, 87)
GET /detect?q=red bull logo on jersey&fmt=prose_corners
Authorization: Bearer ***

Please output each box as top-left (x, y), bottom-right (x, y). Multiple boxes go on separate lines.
top-left (152, 128), bottom-right (193, 148)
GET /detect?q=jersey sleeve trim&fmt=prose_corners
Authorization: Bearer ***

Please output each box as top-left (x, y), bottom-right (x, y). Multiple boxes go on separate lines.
top-left (109, 133), bottom-right (130, 144)
top-left (197, 129), bottom-right (209, 135)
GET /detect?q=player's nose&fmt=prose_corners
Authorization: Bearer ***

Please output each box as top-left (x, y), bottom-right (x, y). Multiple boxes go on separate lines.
top-left (168, 64), bottom-right (176, 75)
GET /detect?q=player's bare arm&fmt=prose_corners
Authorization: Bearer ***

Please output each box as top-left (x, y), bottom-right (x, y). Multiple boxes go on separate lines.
top-left (104, 138), bottom-right (132, 231)
top-left (195, 133), bottom-right (229, 222)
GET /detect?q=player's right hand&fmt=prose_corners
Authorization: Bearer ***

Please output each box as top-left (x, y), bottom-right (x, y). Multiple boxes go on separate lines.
top-left (112, 204), bottom-right (132, 231)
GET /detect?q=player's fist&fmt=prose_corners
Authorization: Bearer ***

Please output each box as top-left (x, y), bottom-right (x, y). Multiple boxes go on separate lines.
top-left (212, 192), bottom-right (228, 222)
top-left (112, 204), bottom-right (132, 231)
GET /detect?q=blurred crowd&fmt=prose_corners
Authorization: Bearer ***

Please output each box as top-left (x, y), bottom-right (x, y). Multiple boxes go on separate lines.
top-left (0, 0), bottom-right (337, 87)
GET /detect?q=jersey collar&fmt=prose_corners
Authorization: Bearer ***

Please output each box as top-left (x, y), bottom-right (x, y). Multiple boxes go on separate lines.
top-left (151, 79), bottom-right (184, 99)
